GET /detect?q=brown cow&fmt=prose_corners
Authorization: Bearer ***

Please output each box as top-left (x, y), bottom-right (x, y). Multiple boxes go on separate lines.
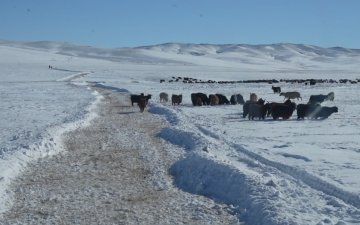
top-left (209, 94), bottom-right (219, 105)
top-left (250, 93), bottom-right (258, 102)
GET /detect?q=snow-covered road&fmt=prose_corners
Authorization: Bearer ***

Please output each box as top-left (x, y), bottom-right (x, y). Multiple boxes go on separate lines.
top-left (0, 86), bottom-right (239, 225)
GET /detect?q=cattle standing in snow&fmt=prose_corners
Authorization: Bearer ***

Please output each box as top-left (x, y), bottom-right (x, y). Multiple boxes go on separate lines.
top-left (171, 94), bottom-right (182, 105)
top-left (312, 106), bottom-right (338, 119)
top-left (296, 103), bottom-right (321, 119)
top-left (265, 99), bottom-right (295, 117)
top-left (131, 94), bottom-right (152, 106)
top-left (216, 94), bottom-right (230, 105)
top-left (159, 92), bottom-right (169, 102)
top-left (250, 93), bottom-right (258, 102)
top-left (138, 96), bottom-right (147, 113)
top-left (248, 103), bottom-right (270, 120)
top-left (279, 92), bottom-right (302, 101)
top-left (327, 92), bottom-right (335, 101)
top-left (191, 93), bottom-right (209, 106)
top-left (271, 99), bottom-right (297, 120)
top-left (230, 94), bottom-right (245, 105)
top-left (243, 98), bottom-right (265, 118)
top-left (308, 92), bottom-right (335, 104)
top-left (209, 94), bottom-right (220, 106)
top-left (271, 86), bottom-right (281, 94)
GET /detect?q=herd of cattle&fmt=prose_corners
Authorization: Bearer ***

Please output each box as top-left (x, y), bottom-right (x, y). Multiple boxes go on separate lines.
top-left (130, 86), bottom-right (338, 120)
top-left (161, 76), bottom-right (359, 85)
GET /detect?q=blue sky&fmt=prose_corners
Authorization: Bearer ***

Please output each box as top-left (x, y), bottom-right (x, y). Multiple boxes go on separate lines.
top-left (1, 0), bottom-right (359, 48)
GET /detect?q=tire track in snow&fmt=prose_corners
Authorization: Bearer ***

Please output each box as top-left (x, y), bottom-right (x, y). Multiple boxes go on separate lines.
top-left (215, 135), bottom-right (360, 209)
top-left (56, 71), bottom-right (92, 82)
top-left (194, 123), bottom-right (360, 209)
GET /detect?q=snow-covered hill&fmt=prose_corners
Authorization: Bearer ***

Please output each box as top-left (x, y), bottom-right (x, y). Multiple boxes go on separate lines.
top-left (2, 40), bottom-right (360, 73)
top-left (1, 40), bottom-right (360, 224)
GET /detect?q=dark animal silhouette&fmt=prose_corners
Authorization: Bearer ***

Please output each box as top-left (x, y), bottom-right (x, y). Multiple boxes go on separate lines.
top-left (209, 94), bottom-right (219, 106)
top-left (230, 94), bottom-right (245, 105)
top-left (250, 93), bottom-right (258, 102)
top-left (265, 100), bottom-right (294, 117)
top-left (216, 94), bottom-right (230, 105)
top-left (308, 92), bottom-right (334, 104)
top-left (297, 104), bottom-right (321, 119)
top-left (280, 92), bottom-right (302, 101)
top-left (138, 96), bottom-right (147, 112)
top-left (171, 94), bottom-right (182, 105)
top-left (271, 86), bottom-right (281, 94)
top-left (191, 93), bottom-right (209, 106)
top-left (248, 103), bottom-right (270, 120)
top-left (243, 98), bottom-right (265, 118)
top-left (159, 92), bottom-right (168, 102)
top-left (131, 94), bottom-right (152, 106)
top-left (312, 106), bottom-right (338, 119)
top-left (271, 100), bottom-right (297, 120)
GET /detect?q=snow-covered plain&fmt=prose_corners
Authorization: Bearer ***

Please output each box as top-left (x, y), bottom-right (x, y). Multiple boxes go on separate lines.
top-left (1, 40), bottom-right (360, 224)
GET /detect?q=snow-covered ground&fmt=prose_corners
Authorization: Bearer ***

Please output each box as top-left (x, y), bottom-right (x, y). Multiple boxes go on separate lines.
top-left (1, 40), bottom-right (360, 224)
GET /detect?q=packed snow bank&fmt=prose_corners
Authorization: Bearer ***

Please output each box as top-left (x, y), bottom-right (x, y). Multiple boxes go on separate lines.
top-left (170, 154), bottom-right (295, 225)
top-left (0, 90), bottom-right (102, 214)
top-left (158, 128), bottom-right (202, 151)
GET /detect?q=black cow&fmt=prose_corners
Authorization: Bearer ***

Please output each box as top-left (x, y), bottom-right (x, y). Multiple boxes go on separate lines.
top-left (216, 94), bottom-right (230, 105)
top-left (266, 99), bottom-right (293, 117)
top-left (297, 104), bottom-right (321, 119)
top-left (230, 94), bottom-right (245, 105)
top-left (312, 106), bottom-right (338, 119)
top-left (131, 94), bottom-right (152, 106)
top-left (191, 93), bottom-right (209, 106)
top-left (271, 86), bottom-right (281, 94)
top-left (271, 100), bottom-right (297, 120)
top-left (172, 94), bottom-right (182, 105)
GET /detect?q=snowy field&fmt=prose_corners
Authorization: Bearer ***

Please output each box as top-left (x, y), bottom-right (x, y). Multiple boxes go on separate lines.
top-left (1, 41), bottom-right (360, 224)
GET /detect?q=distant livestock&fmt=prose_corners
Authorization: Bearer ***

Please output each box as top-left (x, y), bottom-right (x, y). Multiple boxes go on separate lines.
top-left (191, 93), bottom-right (209, 106)
top-left (171, 94), bottom-right (182, 105)
top-left (159, 92), bottom-right (169, 102)
top-left (216, 94), bottom-right (230, 105)
top-left (250, 93), bottom-right (258, 102)
top-left (131, 94), bottom-right (152, 106)
top-left (308, 92), bottom-right (335, 104)
top-left (271, 99), bottom-right (297, 120)
top-left (280, 92), bottom-right (302, 101)
top-left (209, 94), bottom-right (220, 106)
top-left (271, 86), bottom-right (281, 94)
top-left (230, 94), bottom-right (245, 105)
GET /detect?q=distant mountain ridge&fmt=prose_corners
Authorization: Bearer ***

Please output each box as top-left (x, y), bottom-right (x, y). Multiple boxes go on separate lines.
top-left (136, 42), bottom-right (360, 56)
top-left (1, 40), bottom-right (360, 70)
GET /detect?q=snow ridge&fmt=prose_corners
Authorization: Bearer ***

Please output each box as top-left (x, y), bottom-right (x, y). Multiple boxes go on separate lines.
top-left (229, 143), bottom-right (360, 208)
